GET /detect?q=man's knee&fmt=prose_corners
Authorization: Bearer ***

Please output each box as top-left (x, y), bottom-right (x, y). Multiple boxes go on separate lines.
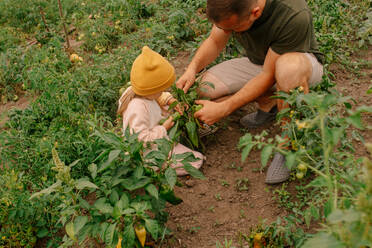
top-left (198, 71), bottom-right (229, 99)
top-left (275, 53), bottom-right (311, 92)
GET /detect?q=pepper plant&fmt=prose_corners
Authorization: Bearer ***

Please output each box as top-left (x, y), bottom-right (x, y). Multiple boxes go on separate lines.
top-left (169, 80), bottom-right (213, 152)
top-left (30, 124), bottom-right (203, 247)
top-left (238, 88), bottom-right (372, 247)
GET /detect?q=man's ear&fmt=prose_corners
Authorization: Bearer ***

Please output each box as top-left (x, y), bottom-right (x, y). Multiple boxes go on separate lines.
top-left (251, 6), bottom-right (262, 18)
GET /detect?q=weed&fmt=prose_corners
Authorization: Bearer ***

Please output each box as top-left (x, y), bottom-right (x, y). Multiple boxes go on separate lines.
top-left (208, 205), bottom-right (215, 213)
top-left (235, 178), bottom-right (250, 192)
top-left (221, 180), bottom-right (230, 187)
top-left (188, 226), bottom-right (201, 234)
top-left (215, 193), bottom-right (223, 201)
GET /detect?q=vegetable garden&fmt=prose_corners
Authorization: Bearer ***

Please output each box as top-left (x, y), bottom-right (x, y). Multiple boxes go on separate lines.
top-left (0, 0), bottom-right (371, 247)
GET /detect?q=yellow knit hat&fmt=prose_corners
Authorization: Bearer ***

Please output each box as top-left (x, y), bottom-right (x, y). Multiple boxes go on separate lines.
top-left (130, 46), bottom-right (176, 96)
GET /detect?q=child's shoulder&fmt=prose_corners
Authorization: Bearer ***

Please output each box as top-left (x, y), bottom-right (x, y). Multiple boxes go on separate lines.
top-left (127, 97), bottom-right (154, 110)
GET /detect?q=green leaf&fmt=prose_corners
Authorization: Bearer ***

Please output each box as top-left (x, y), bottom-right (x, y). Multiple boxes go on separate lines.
top-left (65, 221), bottom-right (76, 241)
top-left (160, 186), bottom-right (183, 205)
top-left (122, 178), bottom-right (151, 191)
top-left (112, 206), bottom-right (122, 220)
top-left (328, 209), bottom-right (360, 224)
top-left (241, 143), bottom-right (254, 162)
top-left (131, 202), bottom-right (151, 212)
top-left (306, 176), bottom-right (327, 188)
top-left (168, 121), bottom-right (179, 141)
top-left (98, 149), bottom-right (121, 173)
top-left (302, 232), bottom-right (344, 248)
top-left (238, 133), bottom-right (252, 148)
top-left (74, 216), bottom-right (88, 235)
top-left (99, 222), bottom-right (109, 242)
top-left (123, 223), bottom-right (135, 248)
top-left (285, 152), bottom-right (296, 170)
top-left (75, 179), bottom-right (99, 190)
top-left (261, 145), bottom-right (273, 167)
top-left (109, 189), bottom-right (120, 205)
top-left (310, 205), bottom-right (320, 220)
top-left (30, 181), bottom-right (62, 199)
top-left (185, 121), bottom-right (198, 147)
top-left (94, 198), bottom-right (114, 214)
top-left (184, 163), bottom-right (205, 179)
top-left (321, 94), bottom-right (337, 110)
top-left (145, 184), bottom-right (158, 199)
top-left (134, 166), bottom-right (144, 179)
top-left (165, 168), bottom-right (177, 188)
top-left (346, 112), bottom-right (364, 129)
top-left (304, 209), bottom-right (312, 228)
top-left (330, 127), bottom-right (344, 145)
top-left (323, 199), bottom-right (332, 218)
top-left (118, 193), bottom-right (130, 210)
top-left (36, 228), bottom-right (49, 238)
top-left (104, 223), bottom-right (117, 245)
top-left (78, 196), bottom-right (90, 210)
top-left (88, 163), bottom-right (97, 179)
top-left (145, 219), bottom-right (159, 240)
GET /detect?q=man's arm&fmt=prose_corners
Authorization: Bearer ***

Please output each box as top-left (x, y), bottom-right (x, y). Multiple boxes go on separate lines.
top-left (176, 25), bottom-right (231, 93)
top-left (194, 48), bottom-right (280, 125)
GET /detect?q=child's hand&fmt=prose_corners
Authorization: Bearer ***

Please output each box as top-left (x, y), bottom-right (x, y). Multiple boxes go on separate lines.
top-left (168, 98), bottom-right (188, 115)
top-left (162, 116), bottom-right (174, 130)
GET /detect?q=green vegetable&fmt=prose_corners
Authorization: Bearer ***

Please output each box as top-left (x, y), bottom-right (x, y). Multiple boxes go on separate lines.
top-left (172, 112), bottom-right (181, 121)
top-left (193, 104), bottom-right (203, 112)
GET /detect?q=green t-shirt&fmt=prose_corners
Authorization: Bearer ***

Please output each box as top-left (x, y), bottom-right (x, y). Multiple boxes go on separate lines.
top-left (233, 0), bottom-right (324, 65)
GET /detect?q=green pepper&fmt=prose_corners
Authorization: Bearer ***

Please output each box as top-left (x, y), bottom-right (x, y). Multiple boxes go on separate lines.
top-left (193, 104), bottom-right (203, 112)
top-left (172, 112), bottom-right (181, 121)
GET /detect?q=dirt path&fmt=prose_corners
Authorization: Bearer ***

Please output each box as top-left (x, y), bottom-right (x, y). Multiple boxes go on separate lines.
top-left (0, 94), bottom-right (34, 128)
top-left (165, 48), bottom-right (372, 248)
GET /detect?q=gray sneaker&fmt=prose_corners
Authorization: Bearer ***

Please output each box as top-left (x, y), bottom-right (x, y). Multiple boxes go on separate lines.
top-left (265, 152), bottom-right (290, 184)
top-left (240, 106), bottom-right (278, 128)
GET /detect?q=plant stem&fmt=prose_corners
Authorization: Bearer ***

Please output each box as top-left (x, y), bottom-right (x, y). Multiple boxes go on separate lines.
top-left (39, 7), bottom-right (50, 32)
top-left (319, 112), bottom-right (334, 206)
top-left (57, 0), bottom-right (70, 50)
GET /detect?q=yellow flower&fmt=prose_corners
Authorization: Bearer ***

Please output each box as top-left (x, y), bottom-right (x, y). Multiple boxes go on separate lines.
top-left (2, 236), bottom-right (6, 240)
top-left (296, 120), bottom-right (310, 129)
top-left (298, 86), bottom-right (304, 92)
top-left (78, 33), bottom-right (85, 40)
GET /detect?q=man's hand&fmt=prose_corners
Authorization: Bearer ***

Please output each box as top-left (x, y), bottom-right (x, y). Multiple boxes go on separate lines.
top-left (193, 100), bottom-right (229, 125)
top-left (176, 69), bottom-right (196, 93)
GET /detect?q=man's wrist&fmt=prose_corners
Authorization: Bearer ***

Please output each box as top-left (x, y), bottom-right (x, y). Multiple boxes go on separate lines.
top-left (186, 64), bottom-right (198, 75)
top-left (222, 99), bottom-right (235, 117)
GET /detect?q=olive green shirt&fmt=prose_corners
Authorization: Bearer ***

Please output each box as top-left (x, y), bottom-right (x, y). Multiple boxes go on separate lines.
top-left (234, 0), bottom-right (324, 65)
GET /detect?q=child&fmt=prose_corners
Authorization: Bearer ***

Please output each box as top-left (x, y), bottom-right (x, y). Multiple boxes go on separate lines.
top-left (117, 46), bottom-right (203, 176)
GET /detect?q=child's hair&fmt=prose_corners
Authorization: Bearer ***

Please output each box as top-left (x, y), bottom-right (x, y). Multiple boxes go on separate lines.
top-left (117, 86), bottom-right (136, 115)
top-left (117, 46), bottom-right (176, 116)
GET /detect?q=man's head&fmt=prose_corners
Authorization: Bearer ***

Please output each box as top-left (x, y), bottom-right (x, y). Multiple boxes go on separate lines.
top-left (207, 0), bottom-right (263, 32)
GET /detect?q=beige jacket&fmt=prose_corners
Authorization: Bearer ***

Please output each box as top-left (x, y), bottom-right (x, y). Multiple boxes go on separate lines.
top-left (121, 96), bottom-right (203, 176)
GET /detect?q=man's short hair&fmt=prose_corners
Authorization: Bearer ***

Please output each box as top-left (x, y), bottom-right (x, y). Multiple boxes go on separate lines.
top-left (207, 0), bottom-right (257, 23)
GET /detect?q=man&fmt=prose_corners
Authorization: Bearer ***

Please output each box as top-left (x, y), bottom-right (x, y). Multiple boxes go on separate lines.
top-left (176, 0), bottom-right (324, 184)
